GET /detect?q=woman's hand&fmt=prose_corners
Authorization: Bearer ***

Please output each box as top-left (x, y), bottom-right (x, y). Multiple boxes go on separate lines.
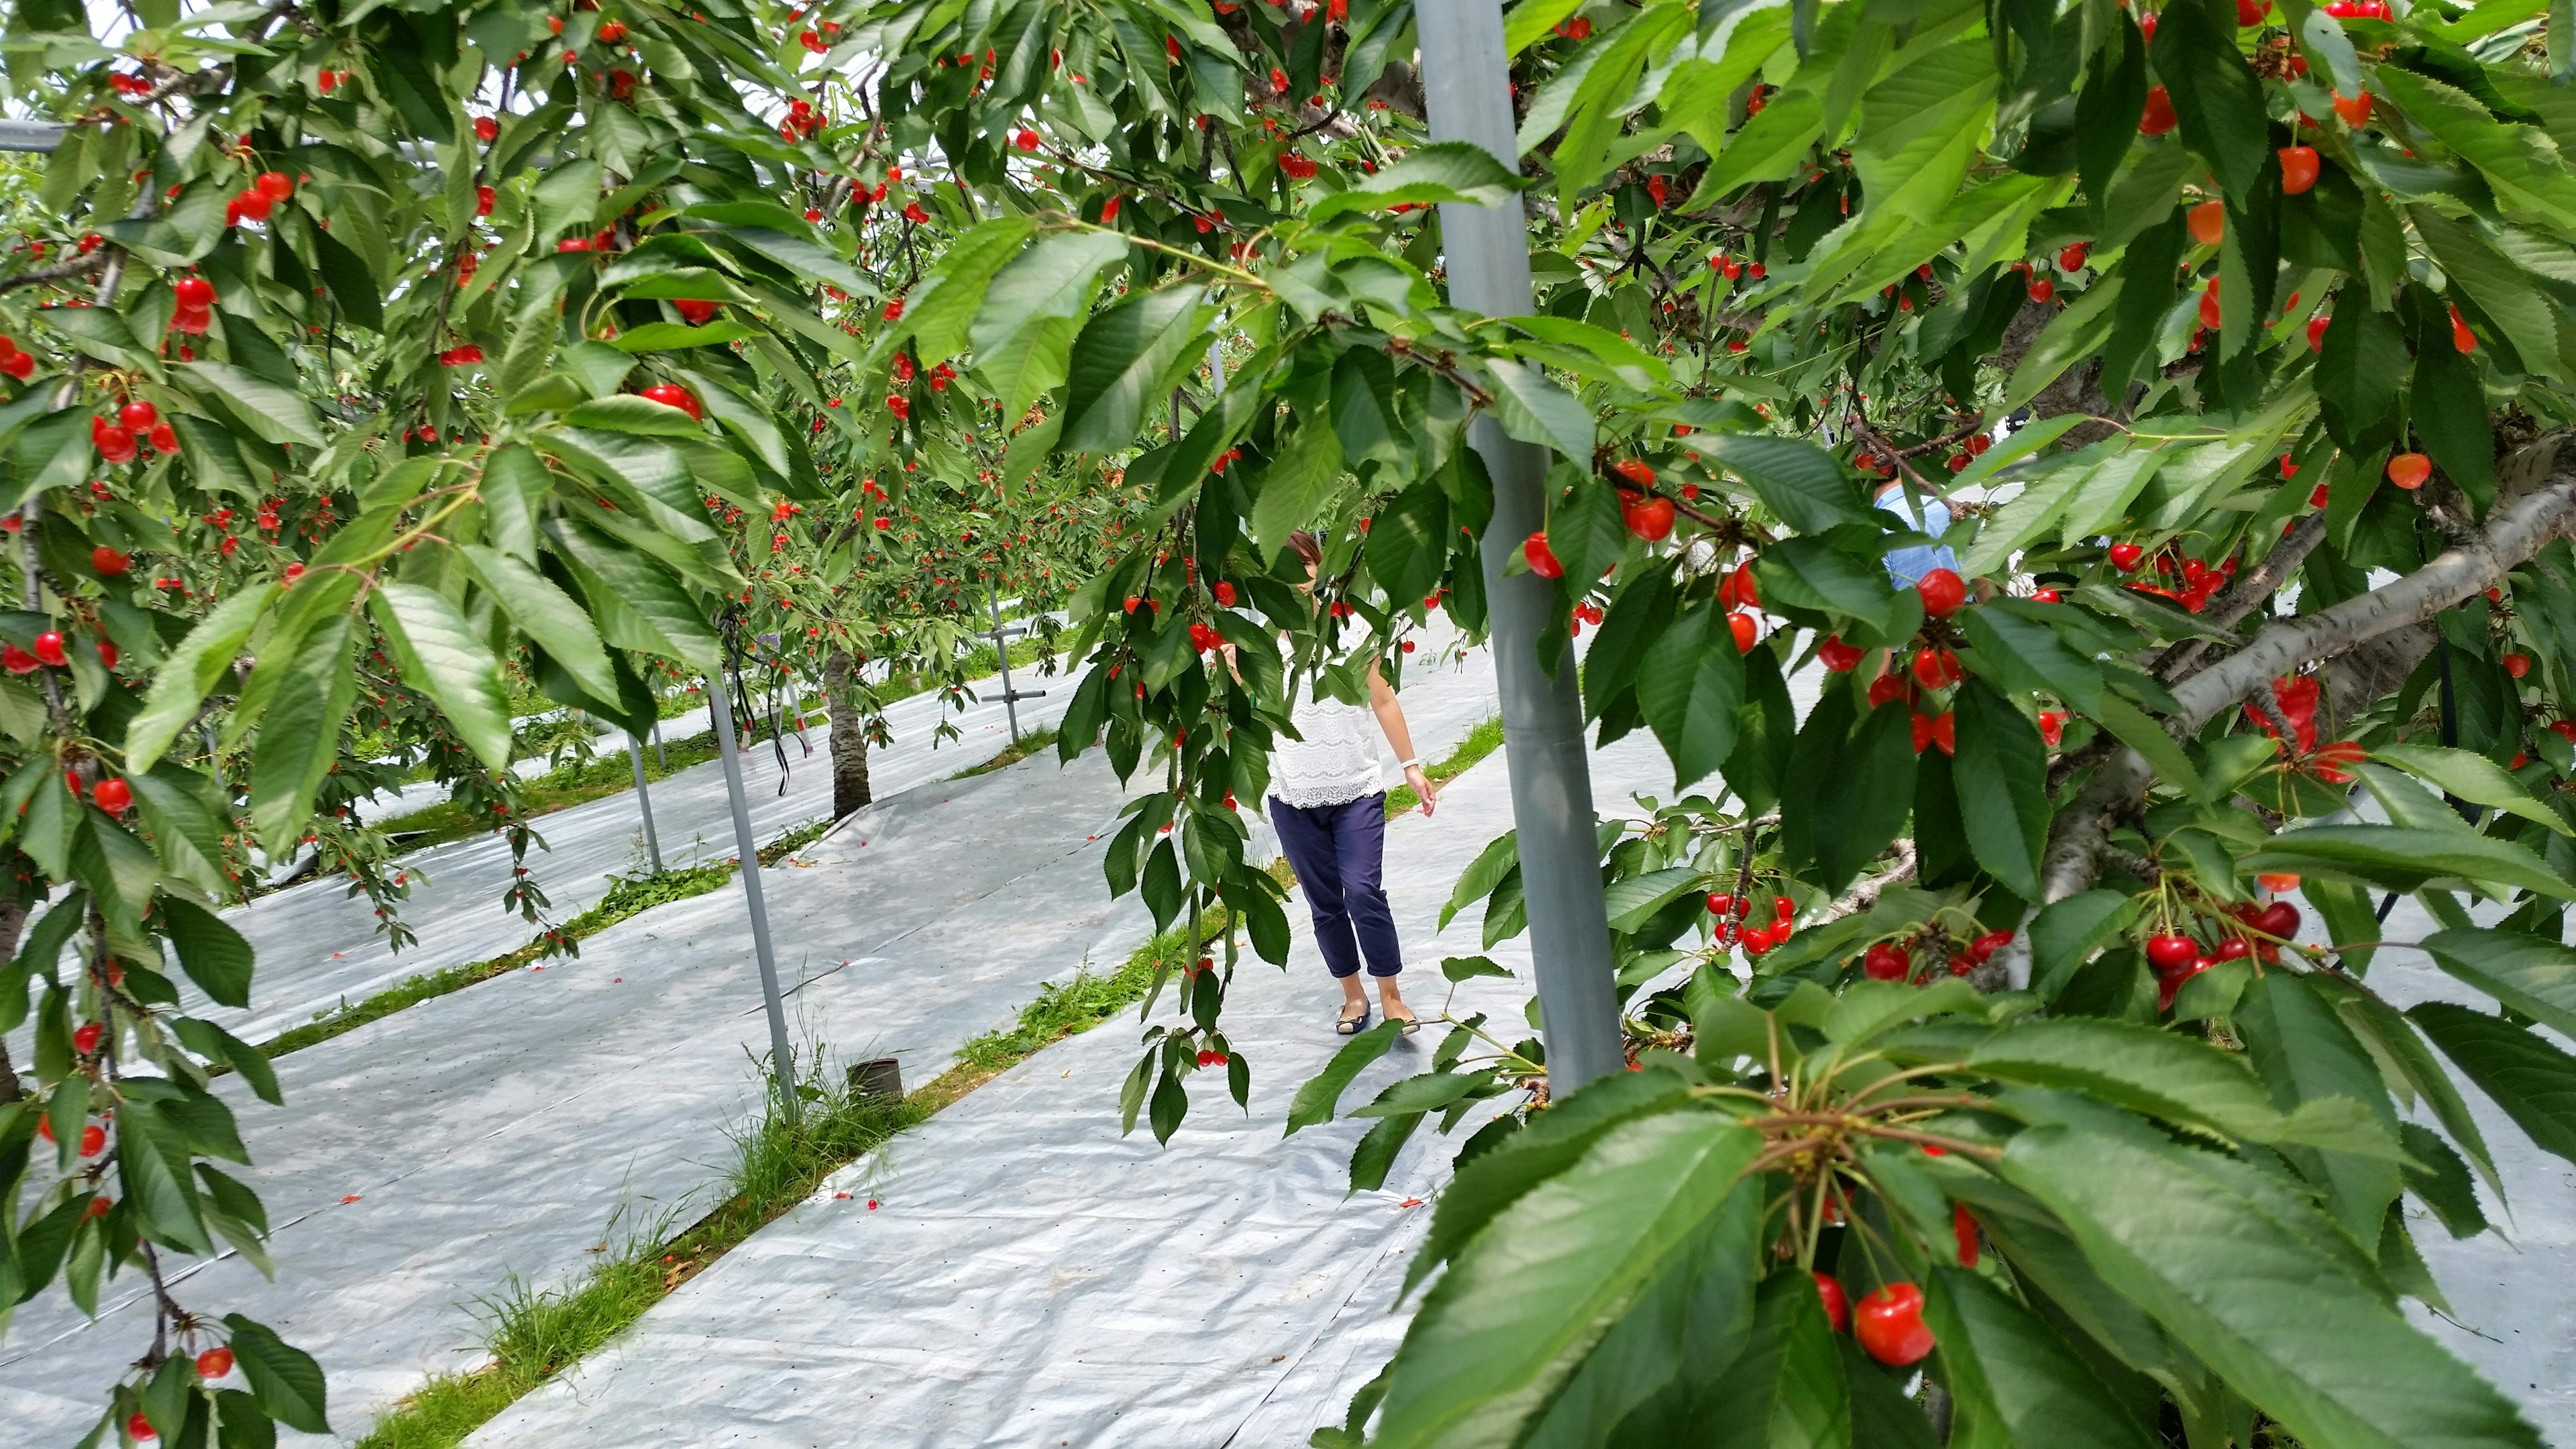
top-left (1404, 763), bottom-right (1437, 816)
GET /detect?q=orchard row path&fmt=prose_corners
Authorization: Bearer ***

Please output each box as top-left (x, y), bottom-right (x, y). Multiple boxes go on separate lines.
top-left (210, 657), bottom-right (1093, 1046)
top-left (0, 627), bottom-right (1497, 1446)
top-left (465, 712), bottom-right (1678, 1448)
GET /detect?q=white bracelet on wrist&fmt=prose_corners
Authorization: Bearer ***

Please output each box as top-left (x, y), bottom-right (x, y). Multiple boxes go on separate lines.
top-left (1398, 757), bottom-right (1423, 770)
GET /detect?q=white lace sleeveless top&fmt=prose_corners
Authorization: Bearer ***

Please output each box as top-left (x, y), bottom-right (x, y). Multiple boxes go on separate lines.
top-left (1271, 679), bottom-right (1382, 809)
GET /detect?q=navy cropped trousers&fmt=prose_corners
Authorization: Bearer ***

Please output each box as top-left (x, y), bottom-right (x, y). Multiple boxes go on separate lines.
top-left (1269, 792), bottom-right (1403, 979)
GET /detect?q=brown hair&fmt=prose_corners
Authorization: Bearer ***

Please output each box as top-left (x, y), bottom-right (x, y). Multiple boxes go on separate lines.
top-left (1283, 531), bottom-right (1323, 568)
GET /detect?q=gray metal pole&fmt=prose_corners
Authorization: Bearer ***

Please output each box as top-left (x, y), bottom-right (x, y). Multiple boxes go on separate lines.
top-left (706, 667), bottom-right (800, 1124)
top-left (1417, 2), bottom-right (1625, 1093)
top-left (989, 590), bottom-right (1021, 744)
top-left (627, 735), bottom-right (664, 873)
top-left (651, 717), bottom-right (665, 769)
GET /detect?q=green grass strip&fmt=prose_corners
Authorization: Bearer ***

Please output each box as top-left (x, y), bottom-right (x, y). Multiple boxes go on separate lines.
top-left (945, 723), bottom-right (1061, 782)
top-left (258, 818), bottom-right (833, 1062)
top-left (356, 914), bottom-right (1227, 1448)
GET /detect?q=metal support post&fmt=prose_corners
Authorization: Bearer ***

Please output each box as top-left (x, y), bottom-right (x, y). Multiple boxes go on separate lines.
top-left (627, 735), bottom-right (664, 873)
top-left (1417, 1), bottom-right (1625, 1093)
top-left (651, 717), bottom-right (665, 769)
top-left (706, 667), bottom-right (800, 1124)
top-left (983, 591), bottom-right (1046, 745)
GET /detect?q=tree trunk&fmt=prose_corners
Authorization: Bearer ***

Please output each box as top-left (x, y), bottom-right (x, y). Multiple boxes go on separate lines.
top-left (0, 889), bottom-right (24, 1105)
top-left (824, 649), bottom-right (872, 818)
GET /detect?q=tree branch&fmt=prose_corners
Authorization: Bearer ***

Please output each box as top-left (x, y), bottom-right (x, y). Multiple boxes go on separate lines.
top-left (2037, 471), bottom-right (2576, 908)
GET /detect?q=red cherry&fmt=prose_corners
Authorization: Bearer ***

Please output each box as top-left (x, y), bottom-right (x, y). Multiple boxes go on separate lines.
top-left (2279, 144), bottom-right (2320, 195)
top-left (2187, 200), bottom-right (2225, 247)
top-left (2332, 91), bottom-right (2373, 127)
top-left (78, 1123), bottom-right (105, 1157)
top-left (127, 1412), bottom-right (157, 1441)
top-left (32, 631), bottom-right (66, 667)
top-left (1818, 635), bottom-right (1864, 672)
top-left (1953, 1202), bottom-right (1980, 1267)
top-left (1910, 647), bottom-right (1963, 690)
top-left (1863, 941), bottom-right (1911, 980)
top-left (1970, 929), bottom-right (2014, 962)
top-left (2038, 709), bottom-right (2065, 745)
top-left (96, 639), bottom-right (119, 670)
top-left (2027, 277), bottom-right (2055, 303)
top-left (1855, 1283), bottom-right (1935, 1364)
top-left (1813, 1272), bottom-right (1849, 1332)
top-left (2253, 900), bottom-right (2302, 938)
top-left (172, 276), bottom-right (215, 307)
top-left (93, 777), bottom-right (132, 813)
top-left (1, 645), bottom-right (34, 674)
top-left (118, 399), bottom-right (157, 431)
top-left (2031, 588), bottom-right (2060, 602)
top-left (1729, 610), bottom-right (1758, 653)
top-left (1612, 458), bottom-right (1656, 486)
top-left (2057, 242), bottom-right (2090, 272)
top-left (639, 383), bottom-right (704, 421)
top-left (1773, 894), bottom-right (1794, 920)
top-left (1707, 892), bottom-right (1734, 916)
top-left (73, 1022), bottom-right (101, 1054)
top-left (197, 1347), bottom-right (234, 1380)
top-left (2108, 542), bottom-right (2145, 572)
top-left (1739, 924), bottom-right (1774, 955)
top-left (2452, 303), bottom-right (2477, 355)
top-left (2140, 86), bottom-right (2177, 134)
top-left (1623, 495), bottom-right (1675, 541)
top-left (1523, 531), bottom-right (1564, 579)
top-left (2307, 314), bottom-right (2331, 352)
top-left (2504, 652), bottom-right (2532, 678)
top-left (474, 115), bottom-right (500, 142)
top-left (92, 545), bottom-right (130, 576)
top-left (674, 299), bottom-right (720, 324)
top-left (1915, 568), bottom-right (1966, 617)
top-left (2215, 936), bottom-right (2253, 962)
top-left (2386, 452), bottom-right (2432, 490)
top-left (2145, 934), bottom-right (2200, 973)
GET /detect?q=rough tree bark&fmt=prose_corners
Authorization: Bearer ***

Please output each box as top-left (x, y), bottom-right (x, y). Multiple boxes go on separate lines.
top-left (0, 890), bottom-right (23, 1104)
top-left (824, 649), bottom-right (872, 819)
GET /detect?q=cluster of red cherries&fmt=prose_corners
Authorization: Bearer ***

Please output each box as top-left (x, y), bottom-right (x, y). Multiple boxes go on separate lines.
top-left (1814, 1273), bottom-right (1940, 1366)
top-left (2143, 899), bottom-right (2302, 1009)
top-left (1860, 926), bottom-right (2015, 983)
top-left (93, 399), bottom-right (178, 464)
top-left (0, 333), bottom-right (37, 381)
top-left (222, 170), bottom-right (295, 227)
top-left (168, 273), bottom-right (218, 336)
top-left (2109, 542), bottom-right (2236, 612)
top-left (1707, 890), bottom-right (1798, 955)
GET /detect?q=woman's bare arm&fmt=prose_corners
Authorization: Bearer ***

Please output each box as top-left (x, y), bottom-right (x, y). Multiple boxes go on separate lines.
top-left (1367, 658), bottom-right (1436, 816)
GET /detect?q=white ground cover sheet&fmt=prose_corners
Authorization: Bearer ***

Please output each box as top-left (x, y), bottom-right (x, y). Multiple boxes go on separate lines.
top-left (0, 631), bottom-right (1495, 1445)
top-left (466, 724), bottom-right (1676, 1449)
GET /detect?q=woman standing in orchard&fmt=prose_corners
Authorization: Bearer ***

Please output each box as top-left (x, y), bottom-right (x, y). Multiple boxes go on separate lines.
top-left (1268, 531), bottom-right (1436, 1036)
